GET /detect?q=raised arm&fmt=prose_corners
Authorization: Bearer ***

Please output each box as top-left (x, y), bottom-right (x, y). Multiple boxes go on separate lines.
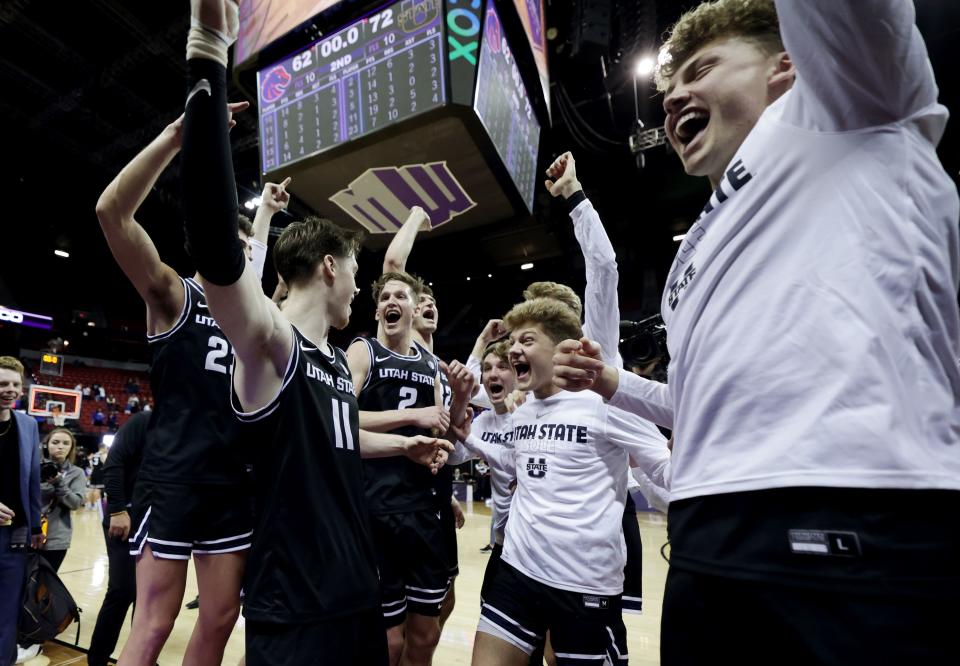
top-left (382, 206), bottom-right (431, 273)
top-left (545, 151), bottom-right (622, 367)
top-left (776, 0), bottom-right (939, 131)
top-left (446, 360), bottom-right (475, 428)
top-left (95, 117), bottom-right (185, 332)
top-left (249, 177), bottom-right (291, 281)
top-left (180, 55), bottom-right (291, 411)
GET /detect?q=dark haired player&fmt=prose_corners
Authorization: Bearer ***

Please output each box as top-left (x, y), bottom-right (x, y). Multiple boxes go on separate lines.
top-left (169, 2), bottom-right (451, 663)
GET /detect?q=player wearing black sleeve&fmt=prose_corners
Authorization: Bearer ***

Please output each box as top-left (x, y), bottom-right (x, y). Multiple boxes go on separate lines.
top-left (94, 18), bottom-right (257, 658)
top-left (173, 3), bottom-right (451, 663)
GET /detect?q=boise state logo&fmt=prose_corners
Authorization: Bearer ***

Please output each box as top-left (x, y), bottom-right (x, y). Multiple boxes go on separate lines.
top-left (261, 66), bottom-right (291, 104)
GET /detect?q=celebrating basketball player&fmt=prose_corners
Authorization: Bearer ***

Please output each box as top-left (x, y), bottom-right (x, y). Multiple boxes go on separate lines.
top-left (94, 89), bottom-right (269, 666)
top-left (347, 269), bottom-right (456, 666)
top-left (107, 2), bottom-right (449, 664)
top-left (381, 205), bottom-right (475, 632)
top-left (552, 0), bottom-right (960, 662)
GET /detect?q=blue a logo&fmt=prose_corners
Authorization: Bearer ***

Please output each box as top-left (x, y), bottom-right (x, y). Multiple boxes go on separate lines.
top-left (526, 457), bottom-right (547, 478)
top-left (330, 161), bottom-right (476, 234)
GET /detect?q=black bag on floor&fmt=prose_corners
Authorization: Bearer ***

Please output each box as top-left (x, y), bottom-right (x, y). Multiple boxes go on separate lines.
top-left (18, 552), bottom-right (81, 644)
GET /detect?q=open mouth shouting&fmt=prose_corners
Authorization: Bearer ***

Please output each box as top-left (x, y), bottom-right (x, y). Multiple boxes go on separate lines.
top-left (512, 360), bottom-right (531, 385)
top-left (670, 107), bottom-right (710, 157)
top-left (420, 307), bottom-right (436, 323)
top-left (384, 308), bottom-right (402, 326)
top-left (486, 380), bottom-right (505, 400)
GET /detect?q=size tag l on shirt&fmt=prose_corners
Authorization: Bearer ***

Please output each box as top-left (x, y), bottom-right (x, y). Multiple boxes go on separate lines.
top-left (788, 529), bottom-right (862, 557)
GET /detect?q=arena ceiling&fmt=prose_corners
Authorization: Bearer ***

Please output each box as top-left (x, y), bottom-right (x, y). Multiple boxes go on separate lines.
top-left (1, 0), bottom-right (958, 364)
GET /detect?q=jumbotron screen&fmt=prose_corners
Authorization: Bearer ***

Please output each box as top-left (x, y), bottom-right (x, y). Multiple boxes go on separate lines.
top-left (257, 0), bottom-right (445, 172)
top-left (473, 0), bottom-right (541, 212)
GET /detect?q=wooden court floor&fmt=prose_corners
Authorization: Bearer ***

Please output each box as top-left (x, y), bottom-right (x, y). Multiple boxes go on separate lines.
top-left (26, 504), bottom-right (669, 665)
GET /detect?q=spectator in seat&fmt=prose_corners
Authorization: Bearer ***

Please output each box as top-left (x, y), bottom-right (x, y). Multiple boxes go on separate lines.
top-left (93, 408), bottom-right (106, 427)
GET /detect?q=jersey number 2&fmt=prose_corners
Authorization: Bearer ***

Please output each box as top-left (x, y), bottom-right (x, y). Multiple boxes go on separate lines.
top-left (398, 386), bottom-right (417, 409)
top-left (204, 336), bottom-right (230, 374)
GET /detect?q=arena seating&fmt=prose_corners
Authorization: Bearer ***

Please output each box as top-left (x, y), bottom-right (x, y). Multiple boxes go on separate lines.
top-left (36, 364), bottom-right (153, 434)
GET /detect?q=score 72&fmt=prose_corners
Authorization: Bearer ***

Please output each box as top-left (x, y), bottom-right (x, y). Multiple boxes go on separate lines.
top-left (369, 7), bottom-right (394, 32)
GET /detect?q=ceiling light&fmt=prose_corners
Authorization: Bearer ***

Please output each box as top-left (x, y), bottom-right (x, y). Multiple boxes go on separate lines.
top-left (521, 262), bottom-right (534, 270)
top-left (673, 234), bottom-right (686, 242)
top-left (87, 321), bottom-right (96, 327)
top-left (635, 56), bottom-right (656, 77)
top-left (244, 200), bottom-right (256, 210)
top-left (54, 249), bottom-right (69, 258)
top-left (466, 276), bottom-right (471, 281)
top-left (63, 340), bottom-right (70, 346)
top-left (487, 273), bottom-right (492, 278)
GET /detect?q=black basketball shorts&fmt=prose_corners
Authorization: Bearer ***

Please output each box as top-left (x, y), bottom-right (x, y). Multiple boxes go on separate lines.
top-left (129, 481), bottom-right (253, 560)
top-left (369, 508), bottom-right (451, 626)
top-left (478, 561), bottom-right (628, 665)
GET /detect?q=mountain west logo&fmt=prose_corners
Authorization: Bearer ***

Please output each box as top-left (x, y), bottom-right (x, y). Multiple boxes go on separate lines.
top-left (330, 162), bottom-right (476, 234)
top-left (526, 457), bottom-right (547, 478)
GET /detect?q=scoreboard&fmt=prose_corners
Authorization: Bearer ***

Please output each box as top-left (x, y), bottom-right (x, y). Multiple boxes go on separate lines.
top-left (258, 0), bottom-right (445, 172)
top-left (474, 0), bottom-right (540, 211)
top-left (247, 0), bottom-right (549, 236)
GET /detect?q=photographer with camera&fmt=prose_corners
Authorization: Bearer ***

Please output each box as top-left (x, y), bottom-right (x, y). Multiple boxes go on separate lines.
top-left (38, 428), bottom-right (87, 572)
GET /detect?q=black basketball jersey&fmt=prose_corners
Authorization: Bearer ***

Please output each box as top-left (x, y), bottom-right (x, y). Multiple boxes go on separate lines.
top-left (355, 336), bottom-right (441, 515)
top-left (236, 326), bottom-right (380, 622)
top-left (415, 342), bottom-right (455, 511)
top-left (141, 277), bottom-right (247, 485)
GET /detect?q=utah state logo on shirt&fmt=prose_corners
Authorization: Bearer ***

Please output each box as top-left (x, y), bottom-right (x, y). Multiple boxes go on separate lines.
top-left (526, 457), bottom-right (547, 478)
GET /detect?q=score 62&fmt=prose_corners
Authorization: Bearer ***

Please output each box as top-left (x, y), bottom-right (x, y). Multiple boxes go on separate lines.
top-left (447, 0), bottom-right (481, 65)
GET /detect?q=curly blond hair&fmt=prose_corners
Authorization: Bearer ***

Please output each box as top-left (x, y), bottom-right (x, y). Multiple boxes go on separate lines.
top-left (503, 298), bottom-right (583, 345)
top-left (523, 281), bottom-right (582, 319)
top-left (655, 0), bottom-right (783, 92)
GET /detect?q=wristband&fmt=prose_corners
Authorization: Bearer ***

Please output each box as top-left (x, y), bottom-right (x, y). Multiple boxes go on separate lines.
top-left (565, 190), bottom-right (587, 212)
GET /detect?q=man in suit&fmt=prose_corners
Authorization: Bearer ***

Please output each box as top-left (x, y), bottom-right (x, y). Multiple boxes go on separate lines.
top-left (0, 355), bottom-right (44, 666)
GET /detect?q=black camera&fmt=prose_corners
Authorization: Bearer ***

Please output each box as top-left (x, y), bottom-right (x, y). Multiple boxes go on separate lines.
top-left (40, 461), bottom-right (60, 483)
top-left (619, 315), bottom-right (669, 382)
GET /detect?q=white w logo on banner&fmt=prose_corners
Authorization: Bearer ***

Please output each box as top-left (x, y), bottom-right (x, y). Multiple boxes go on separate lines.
top-left (330, 161), bottom-right (476, 234)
